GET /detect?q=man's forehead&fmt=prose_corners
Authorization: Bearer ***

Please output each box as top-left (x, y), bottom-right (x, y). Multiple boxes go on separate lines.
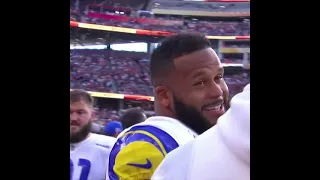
top-left (173, 48), bottom-right (221, 73)
top-left (70, 101), bottom-right (90, 109)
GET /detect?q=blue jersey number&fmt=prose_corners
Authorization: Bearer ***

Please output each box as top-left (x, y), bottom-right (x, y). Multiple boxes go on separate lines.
top-left (70, 159), bottom-right (91, 180)
top-left (70, 159), bottom-right (74, 180)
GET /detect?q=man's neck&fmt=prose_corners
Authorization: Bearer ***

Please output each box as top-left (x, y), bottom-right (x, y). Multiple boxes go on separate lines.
top-left (155, 109), bottom-right (176, 120)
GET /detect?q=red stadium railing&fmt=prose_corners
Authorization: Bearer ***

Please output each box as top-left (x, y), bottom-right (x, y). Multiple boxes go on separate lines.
top-left (70, 21), bottom-right (250, 40)
top-left (88, 12), bottom-right (130, 22)
top-left (87, 12), bottom-right (184, 26)
top-left (87, 4), bottom-right (132, 13)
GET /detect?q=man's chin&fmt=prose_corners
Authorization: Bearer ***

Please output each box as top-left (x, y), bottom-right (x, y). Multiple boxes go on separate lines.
top-left (70, 129), bottom-right (81, 137)
top-left (202, 115), bottom-right (219, 126)
top-left (70, 131), bottom-right (88, 143)
top-left (70, 125), bottom-right (80, 131)
top-left (70, 122), bottom-right (92, 143)
top-left (209, 118), bottom-right (219, 126)
top-left (70, 131), bottom-right (77, 136)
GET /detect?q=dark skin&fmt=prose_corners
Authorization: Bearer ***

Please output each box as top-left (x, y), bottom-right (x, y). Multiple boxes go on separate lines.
top-left (155, 48), bottom-right (229, 126)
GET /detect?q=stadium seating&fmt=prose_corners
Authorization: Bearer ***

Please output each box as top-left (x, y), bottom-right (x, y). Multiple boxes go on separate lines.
top-left (71, 49), bottom-right (249, 97)
top-left (93, 107), bottom-right (119, 125)
top-left (70, 4), bottom-right (250, 36)
top-left (70, 50), bottom-right (151, 95)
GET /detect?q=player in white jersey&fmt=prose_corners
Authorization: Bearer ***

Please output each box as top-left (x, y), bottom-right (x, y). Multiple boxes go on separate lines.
top-left (152, 84), bottom-right (250, 180)
top-left (107, 33), bottom-right (229, 180)
top-left (70, 90), bottom-right (116, 180)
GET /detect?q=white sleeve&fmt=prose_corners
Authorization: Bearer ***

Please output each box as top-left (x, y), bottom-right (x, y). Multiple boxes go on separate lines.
top-left (151, 141), bottom-right (194, 180)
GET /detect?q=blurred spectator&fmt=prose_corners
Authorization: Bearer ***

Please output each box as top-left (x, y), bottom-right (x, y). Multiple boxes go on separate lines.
top-left (91, 122), bottom-right (104, 134)
top-left (92, 107), bottom-right (119, 125)
top-left (70, 50), bottom-right (114, 93)
top-left (104, 121), bottom-right (123, 137)
top-left (119, 108), bottom-right (147, 129)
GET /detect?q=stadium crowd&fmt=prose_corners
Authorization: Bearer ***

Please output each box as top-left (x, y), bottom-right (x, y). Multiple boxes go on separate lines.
top-left (70, 3), bottom-right (250, 36)
top-left (70, 49), bottom-right (249, 97)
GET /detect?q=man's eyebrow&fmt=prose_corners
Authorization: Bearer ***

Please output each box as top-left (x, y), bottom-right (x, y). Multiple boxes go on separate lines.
top-left (191, 66), bottom-right (224, 78)
top-left (191, 71), bottom-right (206, 78)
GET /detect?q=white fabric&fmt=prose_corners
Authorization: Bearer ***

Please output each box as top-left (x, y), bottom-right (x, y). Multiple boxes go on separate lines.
top-left (70, 133), bottom-right (116, 180)
top-left (152, 84), bottom-right (250, 180)
top-left (106, 116), bottom-right (198, 180)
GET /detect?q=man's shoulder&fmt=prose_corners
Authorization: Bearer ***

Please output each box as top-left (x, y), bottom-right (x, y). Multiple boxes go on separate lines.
top-left (117, 124), bottom-right (179, 151)
top-left (91, 133), bottom-right (116, 149)
top-left (107, 117), bottom-right (197, 180)
top-left (152, 140), bottom-right (194, 180)
top-left (108, 124), bottom-right (179, 180)
top-left (131, 116), bottom-right (195, 134)
top-left (117, 116), bottom-right (196, 147)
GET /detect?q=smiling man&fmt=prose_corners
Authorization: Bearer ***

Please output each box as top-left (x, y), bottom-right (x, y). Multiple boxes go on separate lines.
top-left (107, 33), bottom-right (229, 180)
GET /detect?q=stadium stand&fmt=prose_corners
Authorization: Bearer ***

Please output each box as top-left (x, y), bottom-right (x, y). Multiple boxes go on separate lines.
top-left (70, 0), bottom-right (250, 36)
top-left (70, 49), bottom-right (249, 97)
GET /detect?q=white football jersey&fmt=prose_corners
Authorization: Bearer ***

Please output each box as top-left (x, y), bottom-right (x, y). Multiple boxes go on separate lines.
top-left (152, 84), bottom-right (250, 180)
top-left (70, 133), bottom-right (116, 180)
top-left (107, 116), bottom-right (198, 180)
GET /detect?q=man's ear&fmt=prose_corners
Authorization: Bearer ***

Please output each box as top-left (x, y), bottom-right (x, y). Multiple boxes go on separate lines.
top-left (155, 86), bottom-right (171, 108)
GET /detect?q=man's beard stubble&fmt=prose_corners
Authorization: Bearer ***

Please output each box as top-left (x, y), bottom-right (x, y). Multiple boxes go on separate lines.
top-left (70, 121), bottom-right (92, 144)
top-left (173, 95), bottom-right (212, 135)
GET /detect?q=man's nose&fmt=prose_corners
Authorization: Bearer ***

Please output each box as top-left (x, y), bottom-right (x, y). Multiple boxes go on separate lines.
top-left (207, 81), bottom-right (223, 99)
top-left (70, 112), bottom-right (78, 120)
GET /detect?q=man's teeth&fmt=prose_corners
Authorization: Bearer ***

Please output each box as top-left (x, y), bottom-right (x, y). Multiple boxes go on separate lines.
top-left (206, 105), bottom-right (221, 110)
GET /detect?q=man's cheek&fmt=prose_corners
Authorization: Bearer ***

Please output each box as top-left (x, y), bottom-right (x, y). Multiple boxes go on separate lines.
top-left (80, 115), bottom-right (90, 123)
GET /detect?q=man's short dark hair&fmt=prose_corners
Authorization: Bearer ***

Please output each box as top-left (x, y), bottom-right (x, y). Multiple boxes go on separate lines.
top-left (70, 89), bottom-right (94, 107)
top-left (120, 108), bottom-right (146, 129)
top-left (150, 33), bottom-right (211, 86)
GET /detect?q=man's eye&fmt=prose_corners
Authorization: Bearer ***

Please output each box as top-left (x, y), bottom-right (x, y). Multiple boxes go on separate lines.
top-left (77, 111), bottom-right (85, 114)
top-left (215, 75), bottom-right (223, 80)
top-left (194, 81), bottom-right (205, 86)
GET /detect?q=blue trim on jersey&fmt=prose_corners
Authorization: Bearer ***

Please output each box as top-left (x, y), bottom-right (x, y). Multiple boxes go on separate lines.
top-left (129, 126), bottom-right (179, 153)
top-left (125, 133), bottom-right (165, 156)
top-left (108, 125), bottom-right (179, 180)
